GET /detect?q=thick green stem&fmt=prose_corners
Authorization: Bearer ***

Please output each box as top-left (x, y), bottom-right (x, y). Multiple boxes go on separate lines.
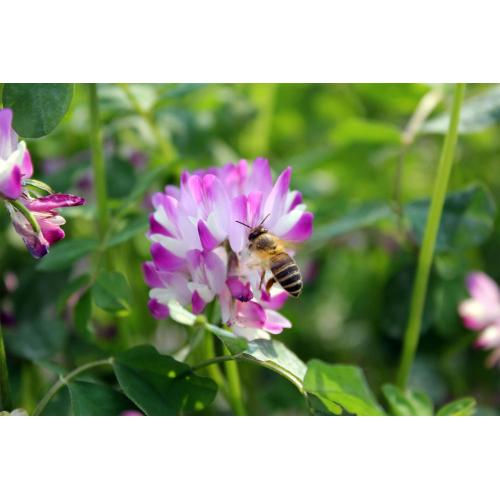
top-left (33, 358), bottom-right (113, 416)
top-left (118, 83), bottom-right (176, 165)
top-left (223, 345), bottom-right (246, 416)
top-left (0, 322), bottom-right (12, 411)
top-left (88, 84), bottom-right (110, 242)
top-left (396, 83), bottom-right (466, 389)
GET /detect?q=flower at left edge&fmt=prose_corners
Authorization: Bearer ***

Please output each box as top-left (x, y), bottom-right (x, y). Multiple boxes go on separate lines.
top-left (0, 108), bottom-right (86, 258)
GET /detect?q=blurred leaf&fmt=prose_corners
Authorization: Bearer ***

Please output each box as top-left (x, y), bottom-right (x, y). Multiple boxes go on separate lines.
top-left (243, 339), bottom-right (307, 391)
top-left (311, 202), bottom-right (392, 245)
top-left (106, 157), bottom-right (137, 199)
top-left (93, 271), bottom-right (132, 313)
top-left (74, 289), bottom-right (92, 337)
top-left (113, 345), bottom-right (217, 415)
top-left (303, 360), bottom-right (385, 416)
top-left (382, 384), bottom-right (433, 416)
top-left (68, 381), bottom-right (132, 416)
top-left (205, 324), bottom-right (248, 355)
top-left (333, 118), bottom-right (401, 148)
top-left (155, 83), bottom-right (209, 106)
top-left (2, 83), bottom-right (74, 138)
top-left (56, 274), bottom-right (92, 314)
top-left (106, 215), bottom-right (148, 248)
top-left (406, 184), bottom-right (496, 252)
top-left (423, 85), bottom-right (500, 134)
top-left (5, 319), bottom-right (67, 361)
top-left (437, 397), bottom-right (476, 416)
top-left (37, 239), bottom-right (98, 272)
top-left (123, 168), bottom-right (165, 204)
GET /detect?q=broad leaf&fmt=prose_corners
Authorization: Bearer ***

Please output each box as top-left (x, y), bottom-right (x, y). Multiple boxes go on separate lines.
top-left (406, 184), bottom-right (496, 252)
top-left (93, 271), bottom-right (132, 313)
top-left (106, 215), bottom-right (148, 248)
top-left (382, 384), bottom-right (433, 416)
top-left (437, 397), bottom-right (476, 416)
top-left (113, 345), bottom-right (217, 415)
top-left (2, 83), bottom-right (74, 138)
top-left (243, 339), bottom-right (307, 391)
top-left (205, 324), bottom-right (248, 355)
top-left (37, 239), bottom-right (98, 272)
top-left (68, 381), bottom-right (132, 416)
top-left (303, 360), bottom-right (385, 416)
top-left (74, 289), bottom-right (92, 337)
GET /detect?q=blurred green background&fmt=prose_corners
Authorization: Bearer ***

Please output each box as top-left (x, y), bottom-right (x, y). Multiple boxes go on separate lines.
top-left (1, 83), bottom-right (499, 415)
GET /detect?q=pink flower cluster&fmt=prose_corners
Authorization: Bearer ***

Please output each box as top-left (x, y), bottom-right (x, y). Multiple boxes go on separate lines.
top-left (459, 272), bottom-right (500, 366)
top-left (0, 109), bottom-right (85, 258)
top-left (143, 159), bottom-right (313, 339)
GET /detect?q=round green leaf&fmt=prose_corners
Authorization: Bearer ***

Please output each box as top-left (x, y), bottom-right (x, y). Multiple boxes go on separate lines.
top-left (2, 83), bottom-right (74, 138)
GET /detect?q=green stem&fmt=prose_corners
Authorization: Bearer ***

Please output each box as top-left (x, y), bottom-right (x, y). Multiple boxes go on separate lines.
top-left (88, 84), bottom-right (110, 242)
top-left (118, 83), bottom-right (177, 165)
top-left (202, 330), bottom-right (228, 389)
top-left (0, 322), bottom-right (12, 411)
top-left (33, 358), bottom-right (113, 416)
top-left (191, 353), bottom-right (238, 373)
top-left (7, 199), bottom-right (40, 235)
top-left (223, 345), bottom-right (246, 416)
top-left (396, 83), bottom-right (466, 389)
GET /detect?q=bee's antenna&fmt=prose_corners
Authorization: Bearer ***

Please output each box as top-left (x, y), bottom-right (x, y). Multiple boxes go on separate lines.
top-left (259, 213), bottom-right (271, 226)
top-left (235, 220), bottom-right (252, 229)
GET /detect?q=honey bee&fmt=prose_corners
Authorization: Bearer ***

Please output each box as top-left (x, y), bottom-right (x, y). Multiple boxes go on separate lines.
top-left (236, 215), bottom-right (303, 298)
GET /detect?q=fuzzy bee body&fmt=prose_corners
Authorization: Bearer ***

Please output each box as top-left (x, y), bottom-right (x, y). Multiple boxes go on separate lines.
top-left (244, 221), bottom-right (303, 298)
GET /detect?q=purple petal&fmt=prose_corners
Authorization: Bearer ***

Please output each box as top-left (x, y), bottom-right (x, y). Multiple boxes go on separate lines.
top-left (19, 149), bottom-right (33, 178)
top-left (149, 214), bottom-right (172, 237)
top-left (121, 410), bottom-right (144, 416)
top-left (142, 262), bottom-right (163, 288)
top-left (28, 194), bottom-right (86, 211)
top-left (261, 290), bottom-right (289, 310)
top-left (148, 298), bottom-right (170, 320)
top-left (264, 167), bottom-right (292, 227)
top-left (226, 276), bottom-right (253, 302)
top-left (0, 109), bottom-right (17, 159)
top-left (229, 194), bottom-right (247, 252)
top-left (203, 174), bottom-right (231, 233)
top-left (236, 301), bottom-right (266, 329)
top-left (204, 251), bottom-right (226, 293)
top-left (38, 218), bottom-right (65, 245)
top-left (466, 272), bottom-right (500, 305)
top-left (151, 243), bottom-right (184, 271)
top-left (248, 158), bottom-right (273, 197)
top-left (0, 165), bottom-right (22, 199)
top-left (192, 290), bottom-right (206, 314)
top-left (281, 212), bottom-right (313, 242)
top-left (247, 191), bottom-right (263, 226)
top-left (197, 219), bottom-right (219, 251)
top-left (263, 310), bottom-right (292, 334)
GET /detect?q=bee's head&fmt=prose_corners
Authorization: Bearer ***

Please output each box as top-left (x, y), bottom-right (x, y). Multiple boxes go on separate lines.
top-left (248, 226), bottom-right (267, 241)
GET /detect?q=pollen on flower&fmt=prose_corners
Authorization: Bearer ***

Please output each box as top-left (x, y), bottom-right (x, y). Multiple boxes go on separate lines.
top-left (143, 158), bottom-right (313, 340)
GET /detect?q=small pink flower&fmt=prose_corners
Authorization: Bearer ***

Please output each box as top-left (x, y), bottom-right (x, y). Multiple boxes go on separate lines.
top-left (144, 158), bottom-right (313, 339)
top-left (459, 272), bottom-right (500, 366)
top-left (0, 108), bottom-right (86, 258)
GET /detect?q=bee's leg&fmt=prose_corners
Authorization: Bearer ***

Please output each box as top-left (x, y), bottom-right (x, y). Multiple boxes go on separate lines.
top-left (265, 277), bottom-right (276, 294)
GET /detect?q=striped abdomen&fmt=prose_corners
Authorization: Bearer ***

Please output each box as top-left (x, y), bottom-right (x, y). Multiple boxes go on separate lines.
top-left (270, 253), bottom-right (303, 297)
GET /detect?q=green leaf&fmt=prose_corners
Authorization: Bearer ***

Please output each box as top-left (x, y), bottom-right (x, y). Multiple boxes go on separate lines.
top-left (74, 289), bottom-right (93, 337)
top-left (2, 83), bottom-right (74, 138)
top-left (437, 397), bottom-right (476, 416)
top-left (406, 184), bottom-right (496, 252)
top-left (243, 339), bottom-right (307, 391)
top-left (68, 381), bottom-right (132, 416)
top-left (333, 118), bottom-right (401, 148)
top-left (303, 360), bottom-right (385, 416)
top-left (113, 345), bottom-right (217, 415)
top-left (382, 384), bottom-right (433, 416)
top-left (423, 85), bottom-right (500, 134)
top-left (37, 239), bottom-right (98, 272)
top-left (5, 319), bottom-right (68, 361)
top-left (56, 274), bottom-right (92, 314)
top-left (311, 202), bottom-right (392, 246)
top-left (205, 324), bottom-right (248, 355)
top-left (93, 271), bottom-right (132, 313)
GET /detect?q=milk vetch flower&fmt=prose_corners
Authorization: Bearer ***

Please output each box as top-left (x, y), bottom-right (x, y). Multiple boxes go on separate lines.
top-left (459, 271), bottom-right (500, 367)
top-left (0, 108), bottom-right (86, 258)
top-left (144, 158), bottom-right (313, 339)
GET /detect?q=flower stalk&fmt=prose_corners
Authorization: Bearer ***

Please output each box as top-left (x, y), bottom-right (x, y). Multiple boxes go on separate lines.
top-left (88, 84), bottom-right (110, 242)
top-left (223, 345), bottom-right (246, 416)
top-left (396, 83), bottom-right (466, 389)
top-left (0, 322), bottom-right (12, 411)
